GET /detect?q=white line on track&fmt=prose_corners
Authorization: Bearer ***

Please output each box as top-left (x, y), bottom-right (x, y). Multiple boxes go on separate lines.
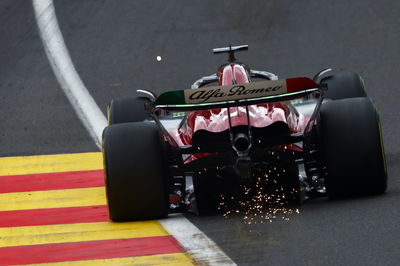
top-left (32, 0), bottom-right (107, 149)
top-left (32, 0), bottom-right (236, 265)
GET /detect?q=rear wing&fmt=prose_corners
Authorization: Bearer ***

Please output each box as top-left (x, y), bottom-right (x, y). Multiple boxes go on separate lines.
top-left (154, 77), bottom-right (320, 111)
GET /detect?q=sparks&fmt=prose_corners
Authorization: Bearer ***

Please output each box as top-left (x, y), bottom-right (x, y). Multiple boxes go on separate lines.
top-left (218, 168), bottom-right (301, 225)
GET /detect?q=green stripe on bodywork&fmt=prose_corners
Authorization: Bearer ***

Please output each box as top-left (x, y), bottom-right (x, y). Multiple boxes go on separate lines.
top-left (155, 90), bottom-right (185, 105)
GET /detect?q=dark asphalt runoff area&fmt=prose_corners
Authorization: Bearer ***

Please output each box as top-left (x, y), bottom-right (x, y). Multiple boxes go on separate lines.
top-left (2, 0), bottom-right (400, 265)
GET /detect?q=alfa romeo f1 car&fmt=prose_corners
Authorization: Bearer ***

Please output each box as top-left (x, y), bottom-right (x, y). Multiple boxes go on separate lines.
top-left (102, 45), bottom-right (387, 221)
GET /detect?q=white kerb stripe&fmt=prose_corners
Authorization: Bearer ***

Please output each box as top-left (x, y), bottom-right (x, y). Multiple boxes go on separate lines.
top-left (32, 0), bottom-right (236, 265)
top-left (159, 215), bottom-right (236, 265)
top-left (32, 0), bottom-right (107, 148)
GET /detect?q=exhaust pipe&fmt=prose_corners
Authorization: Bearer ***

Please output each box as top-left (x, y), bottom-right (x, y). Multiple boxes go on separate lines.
top-left (233, 133), bottom-right (250, 152)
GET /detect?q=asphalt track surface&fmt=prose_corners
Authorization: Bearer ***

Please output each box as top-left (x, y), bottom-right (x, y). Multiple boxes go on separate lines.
top-left (2, 0), bottom-right (400, 265)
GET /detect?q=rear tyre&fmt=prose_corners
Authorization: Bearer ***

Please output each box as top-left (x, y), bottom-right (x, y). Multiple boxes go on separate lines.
top-left (108, 96), bottom-right (150, 125)
top-left (319, 97), bottom-right (387, 198)
top-left (103, 122), bottom-right (169, 221)
top-left (321, 73), bottom-right (367, 100)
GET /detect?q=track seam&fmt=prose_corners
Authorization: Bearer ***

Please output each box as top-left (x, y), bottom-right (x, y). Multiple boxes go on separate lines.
top-left (32, 1), bottom-right (236, 265)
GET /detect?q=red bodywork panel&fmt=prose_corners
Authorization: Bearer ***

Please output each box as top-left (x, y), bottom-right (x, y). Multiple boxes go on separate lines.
top-left (169, 64), bottom-right (308, 161)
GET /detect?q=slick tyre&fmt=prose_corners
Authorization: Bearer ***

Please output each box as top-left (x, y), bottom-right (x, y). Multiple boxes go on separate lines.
top-left (108, 96), bottom-right (150, 125)
top-left (321, 73), bottom-right (367, 100)
top-left (319, 97), bottom-right (387, 198)
top-left (103, 122), bottom-right (169, 221)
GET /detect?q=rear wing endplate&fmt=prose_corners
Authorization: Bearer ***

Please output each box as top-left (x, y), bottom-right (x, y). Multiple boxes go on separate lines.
top-left (154, 77), bottom-right (320, 111)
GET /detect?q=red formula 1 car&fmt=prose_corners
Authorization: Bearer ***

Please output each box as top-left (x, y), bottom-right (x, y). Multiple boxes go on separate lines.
top-left (102, 45), bottom-right (387, 221)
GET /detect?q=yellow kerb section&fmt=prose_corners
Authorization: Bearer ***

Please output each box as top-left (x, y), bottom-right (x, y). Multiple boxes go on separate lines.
top-left (0, 152), bottom-right (197, 265)
top-left (0, 221), bottom-right (169, 248)
top-left (0, 187), bottom-right (106, 211)
top-left (0, 152), bottom-right (103, 176)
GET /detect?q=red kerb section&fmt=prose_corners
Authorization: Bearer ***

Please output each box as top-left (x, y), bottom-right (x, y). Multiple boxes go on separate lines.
top-left (0, 170), bottom-right (104, 193)
top-left (0, 205), bottom-right (109, 227)
top-left (0, 236), bottom-right (183, 265)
